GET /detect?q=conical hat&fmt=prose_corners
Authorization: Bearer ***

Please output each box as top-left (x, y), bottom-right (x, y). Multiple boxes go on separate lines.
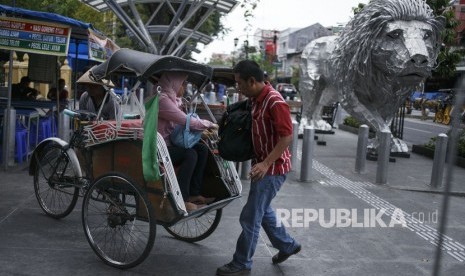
top-left (77, 66), bottom-right (115, 88)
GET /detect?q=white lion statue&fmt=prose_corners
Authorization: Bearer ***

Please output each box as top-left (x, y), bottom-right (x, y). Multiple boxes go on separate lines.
top-left (299, 0), bottom-right (445, 151)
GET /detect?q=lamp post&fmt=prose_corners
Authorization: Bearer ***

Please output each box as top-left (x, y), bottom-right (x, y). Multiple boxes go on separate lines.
top-left (259, 39), bottom-right (264, 61)
top-left (233, 37), bottom-right (239, 66)
top-left (234, 35), bottom-right (266, 61)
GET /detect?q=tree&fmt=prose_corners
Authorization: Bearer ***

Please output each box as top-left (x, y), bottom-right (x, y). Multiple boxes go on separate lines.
top-left (426, 0), bottom-right (463, 80)
top-left (0, 0), bottom-right (113, 36)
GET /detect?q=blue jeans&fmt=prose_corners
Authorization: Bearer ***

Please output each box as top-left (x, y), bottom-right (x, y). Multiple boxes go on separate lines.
top-left (232, 174), bottom-right (299, 269)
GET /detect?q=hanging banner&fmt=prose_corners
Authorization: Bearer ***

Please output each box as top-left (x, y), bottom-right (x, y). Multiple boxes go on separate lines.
top-left (0, 16), bottom-right (71, 56)
top-left (88, 28), bottom-right (120, 62)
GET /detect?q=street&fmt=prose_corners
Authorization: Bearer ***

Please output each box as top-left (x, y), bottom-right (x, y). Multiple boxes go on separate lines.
top-left (1, 128), bottom-right (464, 276)
top-left (338, 107), bottom-right (463, 147)
top-left (402, 117), bottom-right (453, 146)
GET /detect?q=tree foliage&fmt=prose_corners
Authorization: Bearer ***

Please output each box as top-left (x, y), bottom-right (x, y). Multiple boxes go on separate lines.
top-left (239, 0), bottom-right (261, 33)
top-left (0, 0), bottom-right (114, 37)
top-left (426, 0), bottom-right (463, 79)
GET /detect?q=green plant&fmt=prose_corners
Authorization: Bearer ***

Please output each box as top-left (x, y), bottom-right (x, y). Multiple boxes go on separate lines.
top-left (343, 116), bottom-right (362, 128)
top-left (424, 136), bottom-right (437, 150)
top-left (424, 129), bottom-right (465, 158)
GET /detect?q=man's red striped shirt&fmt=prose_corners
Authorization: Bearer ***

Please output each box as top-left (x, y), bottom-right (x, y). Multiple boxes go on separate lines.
top-left (251, 83), bottom-right (292, 175)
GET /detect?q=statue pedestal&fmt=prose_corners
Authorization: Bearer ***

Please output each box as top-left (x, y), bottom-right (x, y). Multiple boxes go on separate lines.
top-left (390, 152), bottom-right (411, 158)
top-left (315, 129), bottom-right (335, 134)
top-left (366, 152), bottom-right (396, 163)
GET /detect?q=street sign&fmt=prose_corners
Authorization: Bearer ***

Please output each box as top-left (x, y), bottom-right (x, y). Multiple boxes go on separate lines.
top-left (88, 28), bottom-right (119, 62)
top-left (273, 61), bottom-right (282, 67)
top-left (0, 16), bottom-right (71, 56)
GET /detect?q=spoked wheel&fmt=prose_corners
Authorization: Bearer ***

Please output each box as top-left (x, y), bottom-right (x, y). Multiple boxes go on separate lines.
top-left (34, 143), bottom-right (79, 219)
top-left (164, 209), bottom-right (222, 242)
top-left (82, 173), bottom-right (156, 269)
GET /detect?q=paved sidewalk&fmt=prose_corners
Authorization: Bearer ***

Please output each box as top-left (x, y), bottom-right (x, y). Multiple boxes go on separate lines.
top-left (0, 128), bottom-right (464, 275)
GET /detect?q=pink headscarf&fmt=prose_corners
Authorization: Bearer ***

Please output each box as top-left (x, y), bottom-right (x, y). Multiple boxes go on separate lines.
top-left (158, 71), bottom-right (188, 102)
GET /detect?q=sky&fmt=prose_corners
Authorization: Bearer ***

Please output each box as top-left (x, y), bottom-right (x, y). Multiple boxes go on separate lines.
top-left (192, 0), bottom-right (369, 63)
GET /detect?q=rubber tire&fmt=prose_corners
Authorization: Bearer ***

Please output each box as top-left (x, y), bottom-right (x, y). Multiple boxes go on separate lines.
top-left (33, 143), bottom-right (79, 219)
top-left (164, 209), bottom-right (222, 243)
top-left (82, 172), bottom-right (156, 269)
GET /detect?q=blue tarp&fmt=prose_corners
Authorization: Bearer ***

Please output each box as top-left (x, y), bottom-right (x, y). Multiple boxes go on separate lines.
top-left (66, 38), bottom-right (99, 72)
top-left (409, 91), bottom-right (450, 102)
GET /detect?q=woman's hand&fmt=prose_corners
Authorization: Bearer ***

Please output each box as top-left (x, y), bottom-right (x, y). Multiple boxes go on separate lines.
top-left (209, 123), bottom-right (219, 130)
top-left (202, 129), bottom-right (215, 139)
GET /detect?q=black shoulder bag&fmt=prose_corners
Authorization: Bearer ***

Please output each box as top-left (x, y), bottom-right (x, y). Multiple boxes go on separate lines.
top-left (218, 99), bottom-right (254, 162)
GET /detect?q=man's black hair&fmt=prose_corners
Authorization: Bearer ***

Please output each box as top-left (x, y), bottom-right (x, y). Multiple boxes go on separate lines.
top-left (20, 76), bottom-right (31, 84)
top-left (233, 60), bottom-right (264, 82)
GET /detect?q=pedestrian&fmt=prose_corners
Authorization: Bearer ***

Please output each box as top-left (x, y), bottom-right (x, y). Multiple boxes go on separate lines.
top-left (216, 60), bottom-right (301, 275)
top-left (420, 93), bottom-right (428, 120)
top-left (47, 78), bottom-right (69, 102)
top-left (47, 78), bottom-right (69, 111)
top-left (12, 76), bottom-right (38, 100)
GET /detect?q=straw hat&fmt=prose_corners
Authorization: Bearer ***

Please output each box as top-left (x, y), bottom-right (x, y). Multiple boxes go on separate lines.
top-left (77, 66), bottom-right (115, 88)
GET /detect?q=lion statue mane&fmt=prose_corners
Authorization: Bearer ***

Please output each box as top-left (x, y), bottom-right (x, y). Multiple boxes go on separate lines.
top-left (299, 0), bottom-right (445, 141)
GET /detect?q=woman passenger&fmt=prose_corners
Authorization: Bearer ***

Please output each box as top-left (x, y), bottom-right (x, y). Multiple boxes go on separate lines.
top-left (157, 72), bottom-right (217, 211)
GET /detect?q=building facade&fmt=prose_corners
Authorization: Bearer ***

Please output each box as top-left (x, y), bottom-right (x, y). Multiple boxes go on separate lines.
top-left (276, 23), bottom-right (333, 79)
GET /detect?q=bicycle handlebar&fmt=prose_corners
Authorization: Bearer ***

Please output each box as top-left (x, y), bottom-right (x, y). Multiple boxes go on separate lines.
top-left (123, 114), bottom-right (140, 119)
top-left (63, 109), bottom-right (97, 121)
top-left (64, 109), bottom-right (78, 117)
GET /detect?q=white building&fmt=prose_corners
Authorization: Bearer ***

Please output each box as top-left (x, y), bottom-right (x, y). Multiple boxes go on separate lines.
top-left (276, 23), bottom-right (333, 79)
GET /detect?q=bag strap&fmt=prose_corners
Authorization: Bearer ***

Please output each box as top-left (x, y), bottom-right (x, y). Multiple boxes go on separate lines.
top-left (185, 114), bottom-right (192, 131)
top-left (185, 99), bottom-right (198, 132)
top-left (187, 98), bottom-right (198, 114)
top-left (183, 114), bottom-right (196, 148)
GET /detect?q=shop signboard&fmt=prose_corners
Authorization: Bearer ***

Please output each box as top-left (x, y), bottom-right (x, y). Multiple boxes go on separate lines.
top-left (88, 28), bottom-right (119, 62)
top-left (0, 16), bottom-right (71, 56)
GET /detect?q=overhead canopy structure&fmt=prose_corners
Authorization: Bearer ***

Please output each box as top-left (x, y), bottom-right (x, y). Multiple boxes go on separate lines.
top-left (80, 0), bottom-right (238, 58)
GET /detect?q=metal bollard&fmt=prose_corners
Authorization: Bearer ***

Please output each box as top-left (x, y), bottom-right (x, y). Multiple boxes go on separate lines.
top-left (58, 111), bottom-right (70, 142)
top-left (130, 89), bottom-right (136, 112)
top-left (290, 120), bottom-right (299, 171)
top-left (430, 133), bottom-right (448, 188)
top-left (240, 159), bottom-right (251, 180)
top-left (123, 87), bottom-right (128, 101)
top-left (376, 130), bottom-right (391, 184)
top-left (334, 102), bottom-right (343, 128)
top-left (139, 88), bottom-right (144, 105)
top-left (139, 88), bottom-right (146, 118)
top-left (3, 108), bottom-right (16, 167)
top-left (300, 126), bottom-right (315, 182)
top-left (355, 125), bottom-right (369, 173)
